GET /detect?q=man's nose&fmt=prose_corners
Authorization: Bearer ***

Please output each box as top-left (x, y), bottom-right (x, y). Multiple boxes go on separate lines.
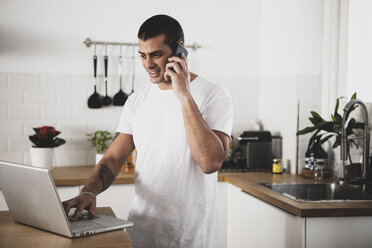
top-left (145, 58), bottom-right (155, 69)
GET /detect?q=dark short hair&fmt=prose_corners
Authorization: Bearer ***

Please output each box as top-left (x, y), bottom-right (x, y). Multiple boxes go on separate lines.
top-left (138, 14), bottom-right (184, 52)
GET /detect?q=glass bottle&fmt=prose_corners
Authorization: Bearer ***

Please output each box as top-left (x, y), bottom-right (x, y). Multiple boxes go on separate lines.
top-left (305, 137), bottom-right (328, 171)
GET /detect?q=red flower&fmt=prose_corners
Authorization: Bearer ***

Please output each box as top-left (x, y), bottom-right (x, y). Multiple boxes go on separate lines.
top-left (37, 126), bottom-right (57, 138)
top-left (30, 125), bottom-right (65, 148)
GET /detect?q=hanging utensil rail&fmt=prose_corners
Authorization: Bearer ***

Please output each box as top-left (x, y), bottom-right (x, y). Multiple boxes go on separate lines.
top-left (83, 38), bottom-right (202, 50)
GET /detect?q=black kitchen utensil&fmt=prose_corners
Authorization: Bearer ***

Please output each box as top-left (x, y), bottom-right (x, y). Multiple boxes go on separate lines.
top-left (113, 45), bottom-right (128, 106)
top-left (130, 45), bottom-right (136, 95)
top-left (87, 43), bottom-right (103, 109)
top-left (102, 44), bottom-right (112, 106)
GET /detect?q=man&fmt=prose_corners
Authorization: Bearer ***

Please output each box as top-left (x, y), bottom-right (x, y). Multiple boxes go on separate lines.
top-left (63, 14), bottom-right (233, 247)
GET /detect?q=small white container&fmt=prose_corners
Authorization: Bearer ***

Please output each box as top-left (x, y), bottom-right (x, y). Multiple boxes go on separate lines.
top-left (30, 147), bottom-right (54, 169)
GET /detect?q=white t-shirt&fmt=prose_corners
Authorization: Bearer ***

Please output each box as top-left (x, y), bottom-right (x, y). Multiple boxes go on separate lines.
top-left (116, 76), bottom-right (233, 248)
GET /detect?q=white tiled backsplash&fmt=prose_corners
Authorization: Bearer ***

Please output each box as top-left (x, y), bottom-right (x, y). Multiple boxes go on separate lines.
top-left (0, 72), bottom-right (322, 171)
top-left (0, 73), bottom-right (261, 167)
top-left (259, 75), bottom-right (322, 173)
top-left (0, 73), bottom-right (125, 166)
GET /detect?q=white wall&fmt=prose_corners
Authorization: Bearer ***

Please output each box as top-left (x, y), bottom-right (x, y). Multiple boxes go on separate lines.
top-left (337, 0), bottom-right (372, 175)
top-left (347, 0), bottom-right (372, 102)
top-left (0, 0), bottom-right (262, 165)
top-left (0, 0), bottom-right (323, 170)
top-left (259, 0), bottom-right (323, 77)
top-left (258, 0), bottom-right (323, 173)
top-left (0, 0), bottom-right (261, 77)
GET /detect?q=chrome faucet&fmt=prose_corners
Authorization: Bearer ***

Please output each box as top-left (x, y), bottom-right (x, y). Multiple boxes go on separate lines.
top-left (341, 99), bottom-right (370, 184)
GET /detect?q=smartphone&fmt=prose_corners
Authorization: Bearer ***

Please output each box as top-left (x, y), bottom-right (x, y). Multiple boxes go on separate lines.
top-left (168, 44), bottom-right (188, 74)
top-left (174, 44), bottom-right (188, 58)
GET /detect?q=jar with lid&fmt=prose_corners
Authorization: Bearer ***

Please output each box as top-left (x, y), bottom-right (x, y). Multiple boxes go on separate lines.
top-left (272, 159), bottom-right (283, 174)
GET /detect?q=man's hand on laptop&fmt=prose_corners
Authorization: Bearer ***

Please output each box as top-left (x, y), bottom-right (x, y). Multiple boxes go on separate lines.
top-left (62, 191), bottom-right (96, 221)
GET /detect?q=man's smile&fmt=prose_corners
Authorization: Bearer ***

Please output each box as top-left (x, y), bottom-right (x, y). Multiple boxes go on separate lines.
top-left (149, 69), bottom-right (161, 78)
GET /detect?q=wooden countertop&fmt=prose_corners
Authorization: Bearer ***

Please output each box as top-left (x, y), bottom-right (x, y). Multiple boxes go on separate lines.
top-left (220, 172), bottom-right (372, 218)
top-left (51, 166), bottom-right (372, 218)
top-left (0, 207), bottom-right (133, 248)
top-left (52, 166), bottom-right (135, 186)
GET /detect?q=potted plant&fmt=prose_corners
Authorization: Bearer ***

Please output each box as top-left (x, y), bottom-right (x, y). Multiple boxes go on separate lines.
top-left (86, 130), bottom-right (113, 164)
top-left (29, 126), bottom-right (66, 169)
top-left (297, 93), bottom-right (365, 182)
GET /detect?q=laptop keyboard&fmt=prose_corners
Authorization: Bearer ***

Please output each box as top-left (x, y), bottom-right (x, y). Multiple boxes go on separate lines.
top-left (68, 212), bottom-right (105, 232)
top-left (69, 220), bottom-right (107, 234)
top-left (70, 220), bottom-right (103, 231)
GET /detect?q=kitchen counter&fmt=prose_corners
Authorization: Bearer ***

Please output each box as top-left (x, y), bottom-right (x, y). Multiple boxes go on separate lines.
top-left (51, 166), bottom-right (372, 218)
top-left (52, 165), bottom-right (135, 185)
top-left (220, 172), bottom-right (372, 218)
top-left (0, 207), bottom-right (133, 248)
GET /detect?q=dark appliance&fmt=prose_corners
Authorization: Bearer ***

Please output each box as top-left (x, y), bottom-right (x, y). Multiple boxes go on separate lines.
top-left (220, 131), bottom-right (272, 172)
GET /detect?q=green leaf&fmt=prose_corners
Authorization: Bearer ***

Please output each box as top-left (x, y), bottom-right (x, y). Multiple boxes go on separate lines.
top-left (33, 128), bottom-right (39, 134)
top-left (320, 134), bottom-right (334, 145)
top-left (345, 103), bottom-right (359, 122)
top-left (310, 111), bottom-right (325, 123)
top-left (314, 121), bottom-right (334, 133)
top-left (333, 123), bottom-right (341, 133)
top-left (50, 131), bottom-right (61, 138)
top-left (332, 136), bottom-right (341, 149)
top-left (331, 114), bottom-right (337, 123)
top-left (332, 97), bottom-right (343, 124)
top-left (345, 118), bottom-right (363, 137)
top-left (297, 126), bottom-right (316, 135)
top-left (54, 138), bottom-right (66, 147)
top-left (334, 97), bottom-right (340, 115)
top-left (354, 122), bottom-right (365, 130)
top-left (342, 93), bottom-right (358, 122)
top-left (333, 97), bottom-right (343, 122)
top-left (86, 130), bottom-right (113, 153)
top-left (307, 130), bottom-right (321, 150)
top-left (299, 92), bottom-right (362, 153)
top-left (334, 112), bottom-right (342, 124)
top-left (29, 135), bottom-right (42, 147)
top-left (309, 117), bottom-right (320, 126)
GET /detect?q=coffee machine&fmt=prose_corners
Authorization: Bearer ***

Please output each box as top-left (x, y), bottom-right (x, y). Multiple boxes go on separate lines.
top-left (220, 131), bottom-right (277, 172)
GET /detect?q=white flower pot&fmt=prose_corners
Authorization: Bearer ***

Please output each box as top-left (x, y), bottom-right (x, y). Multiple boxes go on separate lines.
top-left (30, 147), bottom-right (55, 169)
top-left (96, 153), bottom-right (104, 165)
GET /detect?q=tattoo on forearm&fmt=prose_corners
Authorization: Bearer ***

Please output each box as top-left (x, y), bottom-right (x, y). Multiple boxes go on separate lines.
top-left (99, 164), bottom-right (114, 192)
top-left (111, 132), bottom-right (120, 144)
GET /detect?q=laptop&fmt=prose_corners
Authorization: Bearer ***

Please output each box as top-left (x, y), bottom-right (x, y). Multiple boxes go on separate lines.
top-left (0, 160), bottom-right (133, 238)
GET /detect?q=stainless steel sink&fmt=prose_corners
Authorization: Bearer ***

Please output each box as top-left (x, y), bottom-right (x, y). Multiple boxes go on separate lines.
top-left (260, 183), bottom-right (372, 202)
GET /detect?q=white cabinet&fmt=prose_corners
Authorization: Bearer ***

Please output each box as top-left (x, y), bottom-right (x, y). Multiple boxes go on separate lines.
top-left (225, 184), bottom-right (372, 248)
top-left (226, 183), bottom-right (243, 248)
top-left (239, 187), bottom-right (304, 248)
top-left (306, 217), bottom-right (372, 248)
top-left (226, 184), bottom-right (304, 248)
top-left (94, 184), bottom-right (135, 219)
top-left (218, 182), bottom-right (228, 248)
top-left (56, 186), bottom-right (80, 202)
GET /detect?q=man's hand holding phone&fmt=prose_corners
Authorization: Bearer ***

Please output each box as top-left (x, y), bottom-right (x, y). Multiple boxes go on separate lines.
top-left (164, 44), bottom-right (191, 100)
